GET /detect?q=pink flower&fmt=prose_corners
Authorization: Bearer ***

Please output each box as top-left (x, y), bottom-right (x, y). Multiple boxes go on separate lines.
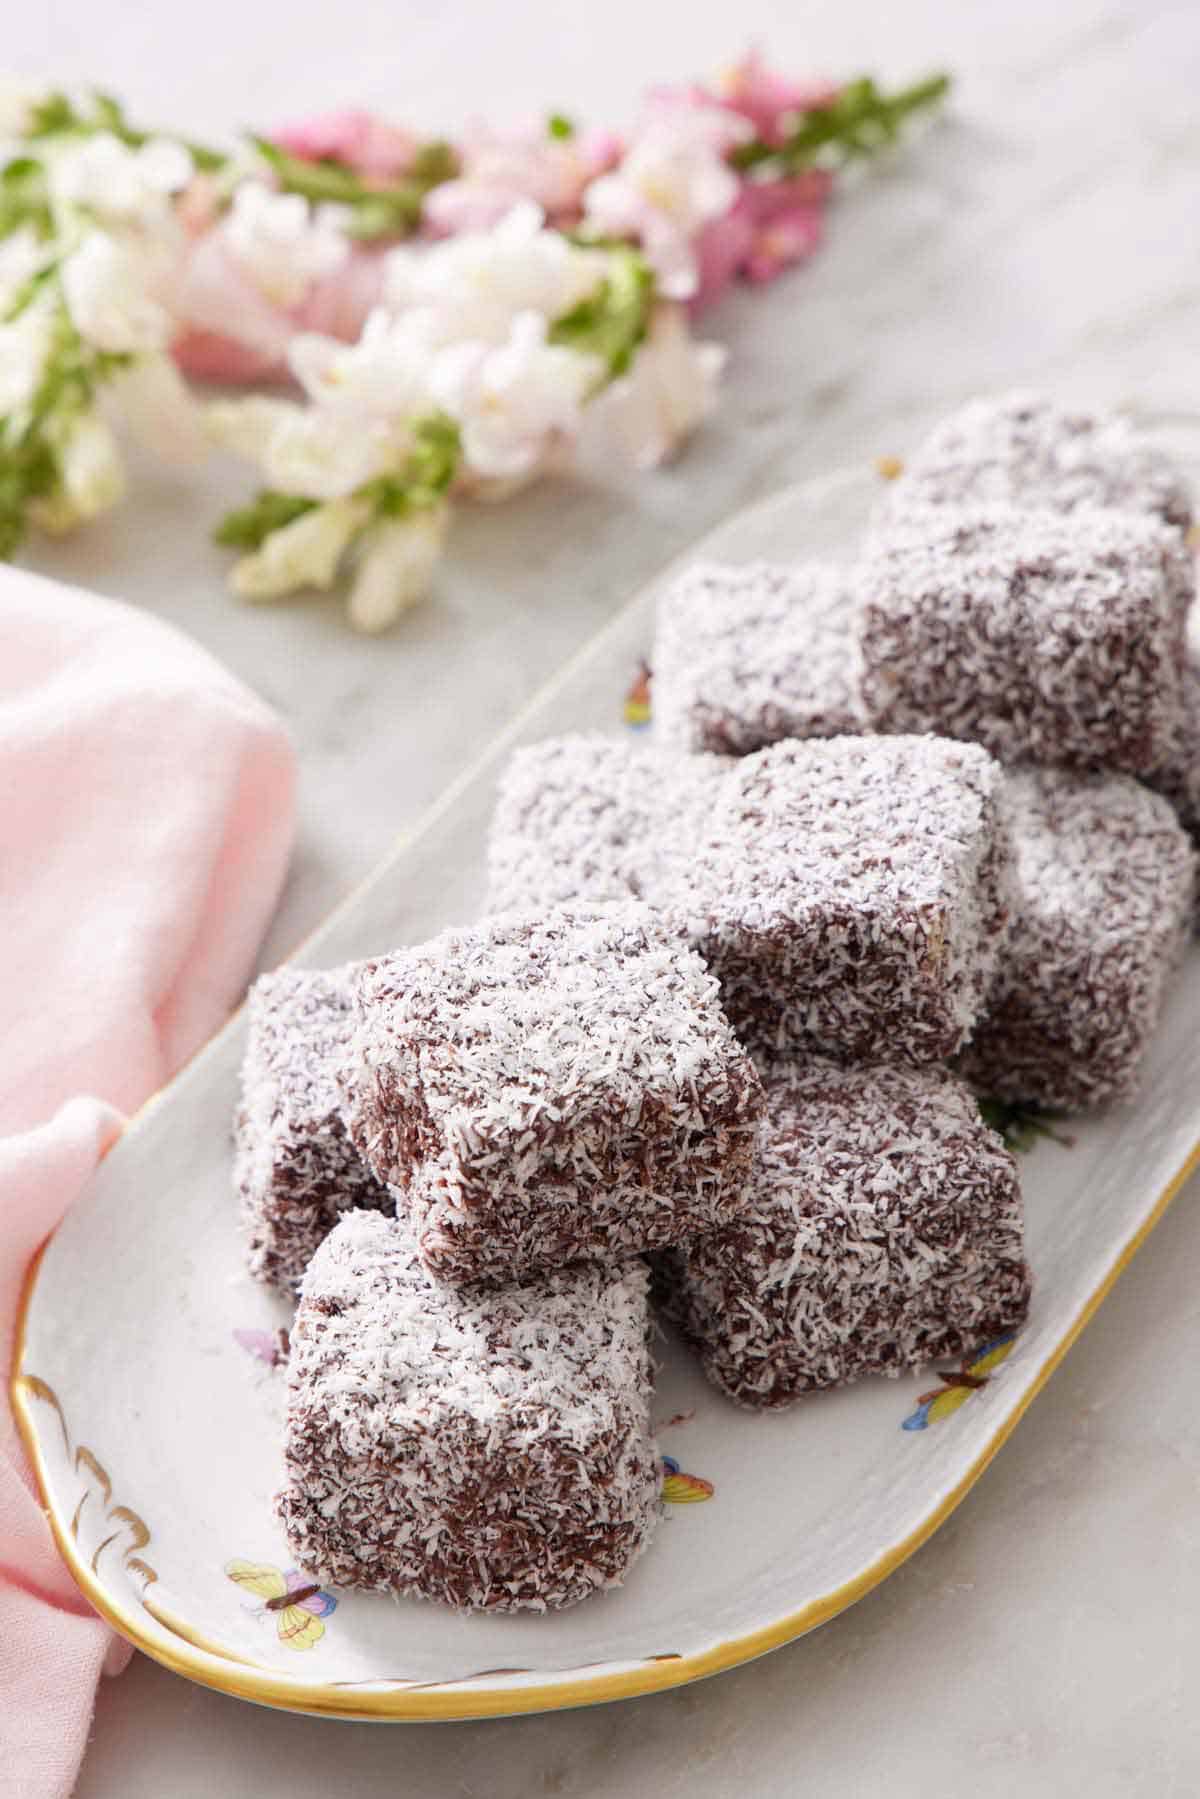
top-left (590, 302), bottom-right (725, 468)
top-left (692, 171), bottom-right (831, 310)
top-left (175, 173), bottom-right (222, 237)
top-left (171, 328), bottom-right (281, 385)
top-left (171, 235), bottom-right (384, 384)
top-left (270, 109), bottom-right (420, 182)
top-left (712, 50), bottom-right (839, 145)
top-left (691, 204), bottom-right (755, 310)
top-left (743, 197), bottom-right (823, 284)
top-left (422, 121), bottom-right (620, 236)
top-left (582, 103), bottom-right (745, 301)
top-left (641, 87), bottom-right (753, 154)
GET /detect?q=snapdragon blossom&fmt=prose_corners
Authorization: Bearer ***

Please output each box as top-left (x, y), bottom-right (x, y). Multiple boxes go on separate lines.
top-left (0, 58), bottom-right (949, 624)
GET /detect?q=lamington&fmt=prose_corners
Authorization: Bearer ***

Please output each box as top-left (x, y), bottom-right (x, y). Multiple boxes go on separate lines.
top-left (651, 559), bottom-right (863, 754)
top-left (875, 390), bottom-right (1192, 534)
top-left (342, 908), bottom-right (764, 1286)
top-left (657, 1059), bottom-right (1031, 1410)
top-left (235, 966), bottom-right (391, 1292)
top-left (959, 768), bottom-right (1196, 1110)
top-left (487, 734), bottom-right (1014, 1065)
top-left (858, 504), bottom-right (1186, 773)
top-left (487, 735), bottom-right (717, 916)
top-left (1146, 630), bottom-right (1200, 918)
top-left (277, 1210), bottom-right (661, 1611)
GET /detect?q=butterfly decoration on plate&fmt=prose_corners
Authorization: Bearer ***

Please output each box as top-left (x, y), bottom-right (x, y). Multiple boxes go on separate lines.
top-left (623, 661), bottom-right (652, 729)
top-left (225, 1559), bottom-right (337, 1649)
top-left (901, 1334), bottom-right (1018, 1432)
top-left (661, 1454), bottom-right (714, 1503)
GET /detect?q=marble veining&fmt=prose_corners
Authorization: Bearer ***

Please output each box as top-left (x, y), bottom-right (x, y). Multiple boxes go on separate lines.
top-left (9, 0), bottom-right (1196, 1791)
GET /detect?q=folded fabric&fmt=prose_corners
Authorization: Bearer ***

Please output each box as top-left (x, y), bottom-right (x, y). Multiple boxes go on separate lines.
top-left (0, 563), bottom-right (296, 1797)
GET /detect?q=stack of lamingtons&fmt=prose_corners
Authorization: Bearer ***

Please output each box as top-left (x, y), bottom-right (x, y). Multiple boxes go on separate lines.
top-left (234, 390), bottom-right (1198, 1617)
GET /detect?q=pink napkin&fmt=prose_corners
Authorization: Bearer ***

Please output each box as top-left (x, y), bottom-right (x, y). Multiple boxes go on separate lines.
top-left (0, 564), bottom-right (296, 1796)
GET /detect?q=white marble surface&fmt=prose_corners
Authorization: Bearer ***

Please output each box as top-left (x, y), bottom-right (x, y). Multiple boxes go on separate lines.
top-left (7, 0), bottom-right (1200, 1791)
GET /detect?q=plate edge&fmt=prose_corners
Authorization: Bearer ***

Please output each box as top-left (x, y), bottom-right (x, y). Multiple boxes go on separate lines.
top-left (13, 1134), bottom-right (1200, 1720)
top-left (13, 450), bottom-right (1200, 1716)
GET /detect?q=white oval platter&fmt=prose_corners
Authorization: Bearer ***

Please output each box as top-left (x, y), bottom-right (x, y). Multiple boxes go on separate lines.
top-left (13, 454), bottom-right (1200, 1720)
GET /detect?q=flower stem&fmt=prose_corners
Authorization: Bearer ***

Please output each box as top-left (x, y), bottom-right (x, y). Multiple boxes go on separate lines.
top-left (249, 136), bottom-right (459, 240)
top-left (731, 71), bottom-right (951, 177)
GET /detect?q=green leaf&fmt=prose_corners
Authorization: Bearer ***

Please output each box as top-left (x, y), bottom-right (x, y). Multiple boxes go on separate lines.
top-left (250, 134), bottom-right (457, 240)
top-left (976, 1094), bottom-right (1073, 1154)
top-left (213, 490), bottom-right (319, 551)
top-left (547, 113), bottom-right (575, 140)
top-left (90, 90), bottom-right (130, 135)
top-left (18, 86), bottom-right (226, 172)
top-left (215, 416), bottom-right (460, 558)
top-left (550, 246), bottom-right (654, 381)
top-left (730, 70), bottom-right (951, 176)
top-left (408, 140), bottom-right (458, 184)
top-left (24, 91), bottom-right (84, 139)
top-left (342, 191), bottom-right (423, 241)
top-left (0, 154), bottom-right (53, 247)
top-left (1, 156), bottom-right (42, 185)
top-left (360, 413), bottom-right (461, 518)
top-left (0, 430), bottom-right (57, 557)
top-left (0, 288), bottom-right (137, 559)
top-left (181, 140), bottom-right (228, 174)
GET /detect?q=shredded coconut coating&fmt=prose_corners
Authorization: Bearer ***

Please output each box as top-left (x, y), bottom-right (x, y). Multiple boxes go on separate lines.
top-left (959, 768), bottom-right (1197, 1110)
top-left (487, 734), bottom-right (1013, 1064)
top-left (684, 736), bottom-right (1013, 1061)
top-left (651, 559), bottom-right (864, 754)
top-left (342, 908), bottom-right (765, 1286)
top-left (858, 503), bottom-right (1186, 774)
top-left (874, 389), bottom-right (1193, 535)
top-left (234, 967), bottom-right (392, 1292)
top-left (276, 1210), bottom-right (661, 1611)
top-left (656, 1059), bottom-right (1031, 1409)
top-left (1147, 642), bottom-right (1200, 928)
top-left (486, 735), bottom-right (718, 916)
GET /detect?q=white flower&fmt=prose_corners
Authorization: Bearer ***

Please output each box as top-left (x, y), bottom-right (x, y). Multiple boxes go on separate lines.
top-left (49, 131), bottom-right (192, 228)
top-left (0, 225), bottom-right (53, 315)
top-left (0, 78), bottom-right (49, 139)
top-left (230, 496), bottom-right (367, 600)
top-left (582, 108), bottom-right (744, 300)
top-left (346, 504), bottom-right (447, 633)
top-left (592, 302), bottom-right (725, 467)
top-left (0, 301), bottom-right (54, 415)
top-left (31, 409), bottom-right (126, 531)
top-left (105, 350), bottom-right (206, 464)
top-left (262, 409), bottom-right (403, 500)
top-left (430, 310), bottom-right (600, 482)
top-left (384, 201), bottom-right (605, 345)
top-left (222, 181), bottom-right (349, 309)
top-left (205, 395), bottom-right (300, 461)
top-left (61, 232), bottom-right (172, 353)
top-left (207, 393), bottom-right (400, 500)
top-left (287, 308), bottom-right (436, 419)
